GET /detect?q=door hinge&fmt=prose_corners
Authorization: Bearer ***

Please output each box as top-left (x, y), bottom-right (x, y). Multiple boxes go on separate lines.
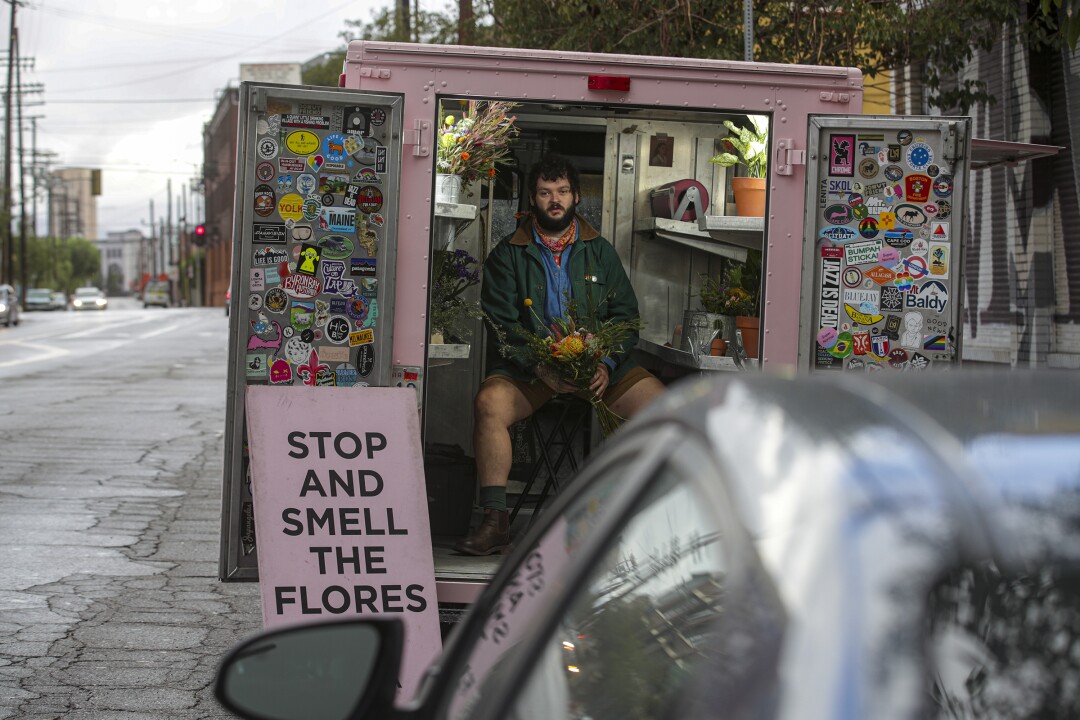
top-left (819, 91), bottom-right (851, 104)
top-left (404, 119), bottom-right (431, 158)
top-left (773, 138), bottom-right (805, 176)
top-left (360, 66), bottom-right (392, 80)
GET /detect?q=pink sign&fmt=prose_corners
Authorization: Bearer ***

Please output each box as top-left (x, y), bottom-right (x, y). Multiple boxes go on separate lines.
top-left (245, 385), bottom-right (440, 700)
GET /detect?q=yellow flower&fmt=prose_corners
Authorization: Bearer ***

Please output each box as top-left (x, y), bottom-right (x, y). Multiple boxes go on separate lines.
top-left (558, 336), bottom-right (585, 356)
top-left (444, 115), bottom-right (455, 126)
top-left (440, 133), bottom-right (454, 148)
top-left (523, 298), bottom-right (533, 306)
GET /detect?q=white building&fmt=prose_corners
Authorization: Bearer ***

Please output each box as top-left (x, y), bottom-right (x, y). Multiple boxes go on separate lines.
top-left (96, 230), bottom-right (144, 296)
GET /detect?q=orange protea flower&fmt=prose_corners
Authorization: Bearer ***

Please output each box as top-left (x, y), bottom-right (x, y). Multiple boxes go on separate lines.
top-left (488, 167), bottom-right (497, 177)
top-left (460, 152), bottom-right (471, 161)
top-left (555, 335), bottom-right (585, 357)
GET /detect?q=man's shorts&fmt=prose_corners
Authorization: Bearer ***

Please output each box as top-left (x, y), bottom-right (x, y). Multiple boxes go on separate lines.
top-left (481, 366), bottom-right (656, 414)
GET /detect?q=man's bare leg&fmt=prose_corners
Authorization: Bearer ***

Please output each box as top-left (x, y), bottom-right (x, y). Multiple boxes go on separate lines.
top-left (609, 375), bottom-right (665, 420)
top-left (455, 378), bottom-right (535, 555)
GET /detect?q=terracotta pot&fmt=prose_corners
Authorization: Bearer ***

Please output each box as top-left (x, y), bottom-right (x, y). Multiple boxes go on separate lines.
top-left (736, 315), bottom-right (760, 359)
top-left (731, 177), bottom-right (766, 217)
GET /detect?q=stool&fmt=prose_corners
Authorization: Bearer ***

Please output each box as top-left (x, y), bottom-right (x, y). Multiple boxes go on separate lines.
top-left (509, 396), bottom-right (593, 528)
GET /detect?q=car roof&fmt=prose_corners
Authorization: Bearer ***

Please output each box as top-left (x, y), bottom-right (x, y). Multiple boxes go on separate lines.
top-left (622, 369), bottom-right (1080, 718)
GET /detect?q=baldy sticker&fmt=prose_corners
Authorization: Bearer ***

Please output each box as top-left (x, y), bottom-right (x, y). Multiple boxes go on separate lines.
top-left (285, 130), bottom-right (321, 156)
top-left (904, 279), bottom-right (949, 313)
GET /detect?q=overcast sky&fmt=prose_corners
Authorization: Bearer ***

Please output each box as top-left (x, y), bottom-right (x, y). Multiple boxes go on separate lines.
top-left (20, 0), bottom-right (441, 238)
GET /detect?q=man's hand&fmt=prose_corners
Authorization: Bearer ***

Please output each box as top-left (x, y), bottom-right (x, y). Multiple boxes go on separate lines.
top-left (535, 364), bottom-right (578, 394)
top-left (588, 363), bottom-right (610, 399)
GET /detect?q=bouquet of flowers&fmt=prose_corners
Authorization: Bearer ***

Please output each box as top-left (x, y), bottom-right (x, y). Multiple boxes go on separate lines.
top-left (502, 298), bottom-right (643, 437)
top-left (698, 273), bottom-right (757, 316)
top-left (430, 249), bottom-right (483, 342)
top-left (438, 101), bottom-right (520, 185)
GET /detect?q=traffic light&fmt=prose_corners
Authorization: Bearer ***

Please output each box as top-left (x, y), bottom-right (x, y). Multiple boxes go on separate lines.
top-left (193, 224), bottom-right (207, 246)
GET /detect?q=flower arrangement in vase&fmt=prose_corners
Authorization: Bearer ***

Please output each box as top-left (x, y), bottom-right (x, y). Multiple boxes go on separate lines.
top-left (437, 101), bottom-right (520, 196)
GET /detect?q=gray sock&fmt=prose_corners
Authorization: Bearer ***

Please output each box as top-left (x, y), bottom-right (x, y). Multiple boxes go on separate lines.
top-left (478, 485), bottom-right (507, 511)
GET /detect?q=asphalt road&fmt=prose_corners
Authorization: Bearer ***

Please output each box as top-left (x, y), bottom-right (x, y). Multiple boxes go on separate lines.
top-left (0, 298), bottom-right (261, 719)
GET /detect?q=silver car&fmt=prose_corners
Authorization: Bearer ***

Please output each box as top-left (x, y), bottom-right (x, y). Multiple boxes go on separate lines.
top-left (0, 284), bottom-right (19, 326)
top-left (215, 371), bottom-right (1080, 720)
top-left (71, 286), bottom-right (108, 311)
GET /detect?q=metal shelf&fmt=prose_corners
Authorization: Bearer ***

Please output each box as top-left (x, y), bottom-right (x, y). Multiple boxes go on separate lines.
top-left (428, 343), bottom-right (471, 359)
top-left (434, 202), bottom-right (478, 221)
top-left (637, 337), bottom-right (756, 372)
top-left (635, 215), bottom-right (764, 259)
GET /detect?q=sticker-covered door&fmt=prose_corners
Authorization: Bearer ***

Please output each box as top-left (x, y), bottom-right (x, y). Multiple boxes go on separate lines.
top-left (800, 116), bottom-right (969, 374)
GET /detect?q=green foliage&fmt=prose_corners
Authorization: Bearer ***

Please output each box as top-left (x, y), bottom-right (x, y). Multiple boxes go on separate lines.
top-left (302, 52), bottom-right (346, 87)
top-left (22, 236), bottom-right (101, 293)
top-left (709, 117), bottom-right (768, 179)
top-left (698, 251), bottom-right (762, 317)
top-left (341, 6), bottom-right (458, 44)
top-left (1040, 0), bottom-right (1080, 50)
top-left (429, 248), bottom-right (483, 341)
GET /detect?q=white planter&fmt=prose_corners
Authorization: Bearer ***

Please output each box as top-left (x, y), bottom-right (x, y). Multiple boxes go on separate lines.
top-left (435, 174), bottom-right (462, 203)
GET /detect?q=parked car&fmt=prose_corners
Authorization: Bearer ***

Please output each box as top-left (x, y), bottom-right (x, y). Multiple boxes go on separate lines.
top-left (143, 281), bottom-right (169, 308)
top-left (71, 287), bottom-right (108, 311)
top-left (51, 291), bottom-right (68, 310)
top-left (25, 287), bottom-right (59, 311)
top-left (215, 371), bottom-right (1080, 720)
top-left (0, 283), bottom-right (19, 326)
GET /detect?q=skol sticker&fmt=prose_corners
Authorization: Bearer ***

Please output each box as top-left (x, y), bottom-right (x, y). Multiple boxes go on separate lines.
top-left (829, 134), bottom-right (855, 176)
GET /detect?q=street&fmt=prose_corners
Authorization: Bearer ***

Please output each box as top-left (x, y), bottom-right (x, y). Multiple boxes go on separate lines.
top-left (0, 298), bottom-right (261, 718)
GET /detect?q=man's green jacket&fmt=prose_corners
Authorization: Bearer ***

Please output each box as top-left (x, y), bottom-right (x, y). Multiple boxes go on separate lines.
top-left (480, 215), bottom-right (642, 383)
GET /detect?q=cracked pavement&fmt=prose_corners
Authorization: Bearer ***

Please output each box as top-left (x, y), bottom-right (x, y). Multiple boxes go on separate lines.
top-left (0, 303), bottom-right (261, 718)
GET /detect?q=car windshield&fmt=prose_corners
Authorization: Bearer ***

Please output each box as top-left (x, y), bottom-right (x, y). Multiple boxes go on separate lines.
top-left (75, 289), bottom-right (101, 297)
top-left (28, 289), bottom-right (51, 298)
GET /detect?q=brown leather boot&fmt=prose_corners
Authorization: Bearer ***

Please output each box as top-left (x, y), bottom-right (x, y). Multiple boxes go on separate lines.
top-left (454, 508), bottom-right (510, 556)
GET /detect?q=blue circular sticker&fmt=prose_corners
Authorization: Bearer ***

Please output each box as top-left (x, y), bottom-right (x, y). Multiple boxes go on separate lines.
top-left (323, 133), bottom-right (348, 163)
top-left (906, 142), bottom-right (934, 172)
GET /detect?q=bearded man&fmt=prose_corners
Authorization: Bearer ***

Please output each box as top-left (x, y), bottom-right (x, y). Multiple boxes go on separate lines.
top-left (455, 154), bottom-right (664, 556)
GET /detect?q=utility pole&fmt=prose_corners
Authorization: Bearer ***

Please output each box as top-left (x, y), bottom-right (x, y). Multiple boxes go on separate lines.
top-left (15, 27), bottom-right (26, 302)
top-left (148, 198), bottom-right (155, 280)
top-left (2, 0), bottom-right (16, 286)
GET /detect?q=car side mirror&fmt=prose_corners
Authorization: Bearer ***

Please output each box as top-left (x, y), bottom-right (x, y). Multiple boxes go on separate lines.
top-left (215, 618), bottom-right (403, 720)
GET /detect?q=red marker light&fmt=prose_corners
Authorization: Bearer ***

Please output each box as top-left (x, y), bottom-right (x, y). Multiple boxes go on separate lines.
top-left (587, 75), bottom-right (631, 92)
top-left (194, 224), bottom-right (206, 237)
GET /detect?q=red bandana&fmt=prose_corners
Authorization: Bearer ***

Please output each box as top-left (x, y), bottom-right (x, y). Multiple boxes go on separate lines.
top-left (534, 217), bottom-right (577, 266)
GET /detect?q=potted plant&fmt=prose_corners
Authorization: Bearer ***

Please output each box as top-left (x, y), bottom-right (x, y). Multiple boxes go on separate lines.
top-left (436, 100), bottom-right (520, 202)
top-left (709, 115), bottom-right (768, 217)
top-left (696, 252), bottom-right (762, 358)
top-left (429, 248), bottom-right (484, 344)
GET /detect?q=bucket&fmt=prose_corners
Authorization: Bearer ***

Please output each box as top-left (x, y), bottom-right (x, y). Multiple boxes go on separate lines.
top-left (678, 310), bottom-right (727, 356)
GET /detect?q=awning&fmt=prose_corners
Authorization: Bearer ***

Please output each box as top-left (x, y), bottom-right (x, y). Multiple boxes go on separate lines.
top-left (970, 138), bottom-right (1064, 170)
